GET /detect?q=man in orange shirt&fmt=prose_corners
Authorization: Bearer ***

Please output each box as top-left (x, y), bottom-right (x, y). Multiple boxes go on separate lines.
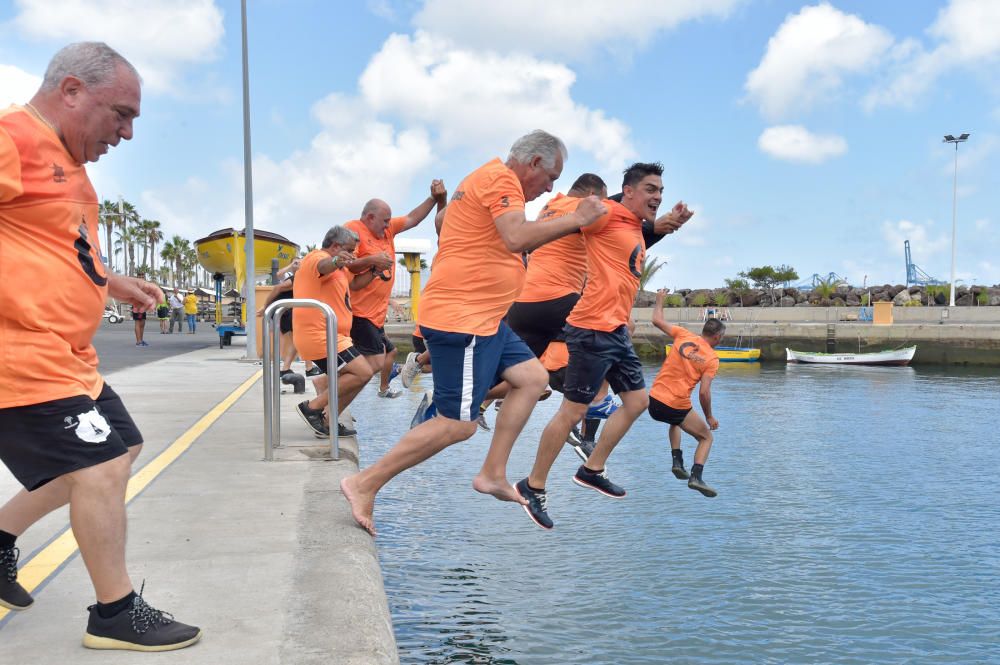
top-left (341, 130), bottom-right (606, 536)
top-left (292, 226), bottom-right (376, 438)
top-left (517, 162), bottom-right (672, 530)
top-left (345, 180), bottom-right (446, 398)
top-left (0, 43), bottom-right (200, 650)
top-left (650, 288), bottom-right (724, 497)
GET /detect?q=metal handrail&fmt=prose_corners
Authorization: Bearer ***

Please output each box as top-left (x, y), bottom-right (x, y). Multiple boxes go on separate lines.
top-left (262, 299), bottom-right (339, 460)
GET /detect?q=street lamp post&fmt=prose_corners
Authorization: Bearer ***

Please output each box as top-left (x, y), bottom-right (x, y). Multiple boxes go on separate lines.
top-left (943, 133), bottom-right (970, 307)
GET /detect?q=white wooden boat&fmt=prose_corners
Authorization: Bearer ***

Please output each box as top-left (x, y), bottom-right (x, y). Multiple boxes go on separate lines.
top-left (785, 346), bottom-right (916, 366)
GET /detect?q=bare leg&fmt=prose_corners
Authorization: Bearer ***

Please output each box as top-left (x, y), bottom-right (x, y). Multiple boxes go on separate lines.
top-left (584, 388), bottom-right (649, 470)
top-left (64, 453), bottom-right (133, 602)
top-left (280, 332), bottom-right (297, 372)
top-left (341, 416), bottom-right (479, 535)
top-left (309, 356), bottom-right (373, 415)
top-left (0, 446), bottom-right (142, 536)
top-left (669, 424), bottom-right (682, 451)
top-left (528, 398), bottom-right (588, 489)
top-left (473, 360), bottom-right (547, 499)
top-left (378, 347), bottom-right (397, 391)
top-left (678, 411), bottom-right (713, 465)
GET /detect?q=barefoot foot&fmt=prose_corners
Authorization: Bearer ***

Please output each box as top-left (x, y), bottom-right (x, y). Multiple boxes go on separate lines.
top-left (472, 475), bottom-right (528, 505)
top-left (340, 475), bottom-right (377, 536)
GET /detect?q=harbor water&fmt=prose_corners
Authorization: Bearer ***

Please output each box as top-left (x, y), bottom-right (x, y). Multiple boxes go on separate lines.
top-left (357, 362), bottom-right (1000, 664)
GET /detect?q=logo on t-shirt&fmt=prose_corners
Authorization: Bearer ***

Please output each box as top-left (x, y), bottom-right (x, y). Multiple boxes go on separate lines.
top-left (63, 409), bottom-right (112, 444)
top-left (500, 196), bottom-right (510, 208)
top-left (51, 163), bottom-right (66, 183)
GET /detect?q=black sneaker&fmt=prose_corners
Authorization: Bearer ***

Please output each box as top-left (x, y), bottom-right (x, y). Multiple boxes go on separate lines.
top-left (0, 546), bottom-right (33, 611)
top-left (671, 460), bottom-right (690, 480)
top-left (568, 437), bottom-right (596, 464)
top-left (688, 476), bottom-right (718, 498)
top-left (305, 366), bottom-right (323, 377)
top-left (82, 588), bottom-right (201, 652)
top-left (296, 401), bottom-right (327, 437)
top-left (337, 422), bottom-right (357, 437)
top-left (572, 465), bottom-right (626, 498)
top-left (515, 478), bottom-right (553, 530)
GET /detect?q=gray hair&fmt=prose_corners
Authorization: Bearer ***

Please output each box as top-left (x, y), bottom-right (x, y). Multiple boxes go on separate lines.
top-left (322, 226), bottom-right (359, 249)
top-left (40, 42), bottom-right (140, 91)
top-left (507, 130), bottom-right (567, 170)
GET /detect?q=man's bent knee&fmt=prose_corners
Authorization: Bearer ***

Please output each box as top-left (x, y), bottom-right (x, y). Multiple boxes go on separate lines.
top-left (64, 452), bottom-right (131, 489)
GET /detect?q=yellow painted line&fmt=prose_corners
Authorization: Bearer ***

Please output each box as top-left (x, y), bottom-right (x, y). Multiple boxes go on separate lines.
top-left (0, 370), bottom-right (262, 623)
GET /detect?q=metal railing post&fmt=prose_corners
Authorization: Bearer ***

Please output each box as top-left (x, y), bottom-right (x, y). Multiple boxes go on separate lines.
top-left (262, 299), bottom-right (340, 461)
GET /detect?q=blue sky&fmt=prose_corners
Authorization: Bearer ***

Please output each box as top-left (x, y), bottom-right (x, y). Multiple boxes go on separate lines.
top-left (2, 0), bottom-right (998, 289)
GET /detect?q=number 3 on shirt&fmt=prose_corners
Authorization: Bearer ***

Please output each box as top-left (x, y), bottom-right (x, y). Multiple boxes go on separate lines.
top-left (75, 222), bottom-right (108, 287)
top-left (627, 243), bottom-right (644, 279)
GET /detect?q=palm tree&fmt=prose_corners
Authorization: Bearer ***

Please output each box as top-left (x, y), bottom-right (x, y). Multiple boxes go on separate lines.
top-left (639, 256), bottom-right (666, 291)
top-left (160, 236), bottom-right (181, 287)
top-left (139, 219), bottom-right (163, 274)
top-left (114, 225), bottom-right (141, 276)
top-left (156, 265), bottom-right (171, 287)
top-left (181, 246), bottom-right (198, 287)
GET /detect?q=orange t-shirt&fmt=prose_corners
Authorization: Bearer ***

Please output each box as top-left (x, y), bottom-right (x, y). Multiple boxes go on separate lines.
top-left (0, 106), bottom-right (107, 408)
top-left (345, 216), bottom-right (407, 327)
top-left (565, 200), bottom-right (644, 332)
top-left (292, 249), bottom-right (354, 360)
top-left (517, 193), bottom-right (587, 303)
top-left (650, 325), bottom-right (719, 409)
top-left (418, 158), bottom-right (526, 336)
top-left (540, 340), bottom-right (569, 372)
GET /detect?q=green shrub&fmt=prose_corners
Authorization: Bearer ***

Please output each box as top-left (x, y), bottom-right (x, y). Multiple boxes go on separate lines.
top-left (977, 291), bottom-right (989, 306)
top-left (712, 292), bottom-right (729, 307)
top-left (904, 299), bottom-right (923, 307)
top-left (860, 293), bottom-right (871, 306)
top-left (665, 294), bottom-right (684, 307)
top-left (690, 293), bottom-right (708, 307)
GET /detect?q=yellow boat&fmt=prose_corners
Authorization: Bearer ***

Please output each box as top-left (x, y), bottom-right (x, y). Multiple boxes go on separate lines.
top-left (194, 228), bottom-right (299, 288)
top-left (665, 345), bottom-right (761, 363)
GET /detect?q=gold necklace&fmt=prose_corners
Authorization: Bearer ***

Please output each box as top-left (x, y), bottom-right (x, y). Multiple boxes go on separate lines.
top-left (24, 102), bottom-right (59, 135)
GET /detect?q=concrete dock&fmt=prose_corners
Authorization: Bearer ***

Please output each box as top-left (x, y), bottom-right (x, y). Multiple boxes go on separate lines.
top-left (0, 343), bottom-right (398, 665)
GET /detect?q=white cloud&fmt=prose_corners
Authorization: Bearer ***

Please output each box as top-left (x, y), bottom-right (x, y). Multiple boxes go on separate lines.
top-left (974, 218), bottom-right (990, 232)
top-left (11, 0), bottom-right (225, 94)
top-left (366, 0), bottom-right (396, 21)
top-left (0, 64), bottom-right (41, 105)
top-left (745, 3), bottom-right (893, 119)
top-left (865, 0), bottom-right (1000, 109)
top-left (881, 219), bottom-right (949, 260)
top-left (359, 31), bottom-right (635, 170)
top-left (757, 125), bottom-right (846, 163)
top-left (413, 0), bottom-right (743, 60)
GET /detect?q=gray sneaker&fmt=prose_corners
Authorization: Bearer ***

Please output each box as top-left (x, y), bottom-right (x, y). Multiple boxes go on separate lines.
top-left (688, 475), bottom-right (717, 497)
top-left (0, 546), bottom-right (33, 611)
top-left (83, 586), bottom-right (201, 652)
top-left (400, 352), bottom-right (421, 388)
top-left (296, 401), bottom-right (328, 437)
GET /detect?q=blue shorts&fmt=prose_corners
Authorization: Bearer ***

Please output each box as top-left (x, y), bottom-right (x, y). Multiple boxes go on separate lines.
top-left (420, 322), bottom-right (535, 421)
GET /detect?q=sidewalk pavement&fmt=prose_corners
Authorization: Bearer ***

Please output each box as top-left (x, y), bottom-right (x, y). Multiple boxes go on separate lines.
top-left (0, 345), bottom-right (398, 665)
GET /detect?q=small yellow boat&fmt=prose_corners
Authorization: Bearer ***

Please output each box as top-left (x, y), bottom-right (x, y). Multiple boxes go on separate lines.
top-left (666, 345), bottom-right (761, 363)
top-left (194, 228), bottom-right (299, 288)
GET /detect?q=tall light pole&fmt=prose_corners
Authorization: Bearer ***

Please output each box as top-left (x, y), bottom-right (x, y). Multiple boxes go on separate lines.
top-left (943, 133), bottom-right (970, 307)
top-left (241, 0), bottom-right (257, 359)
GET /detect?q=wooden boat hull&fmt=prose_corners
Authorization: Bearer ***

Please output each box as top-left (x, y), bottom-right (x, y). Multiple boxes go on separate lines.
top-left (666, 345), bottom-right (760, 363)
top-left (785, 346), bottom-right (916, 366)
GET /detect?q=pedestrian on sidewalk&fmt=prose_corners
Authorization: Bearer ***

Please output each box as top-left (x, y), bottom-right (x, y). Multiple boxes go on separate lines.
top-left (183, 290), bottom-right (198, 333)
top-left (0, 42), bottom-right (201, 652)
top-left (131, 306), bottom-right (148, 346)
top-left (168, 289), bottom-right (183, 333)
top-left (156, 296), bottom-right (170, 334)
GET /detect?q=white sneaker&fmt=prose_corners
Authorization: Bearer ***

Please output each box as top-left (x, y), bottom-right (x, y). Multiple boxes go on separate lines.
top-left (400, 352), bottom-right (421, 388)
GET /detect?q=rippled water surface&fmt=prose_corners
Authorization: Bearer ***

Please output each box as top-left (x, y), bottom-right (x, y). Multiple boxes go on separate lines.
top-left (355, 363), bottom-right (1000, 664)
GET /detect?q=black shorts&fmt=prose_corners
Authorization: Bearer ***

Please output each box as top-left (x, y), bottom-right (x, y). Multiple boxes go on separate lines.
top-left (507, 292), bottom-right (580, 358)
top-left (412, 334), bottom-right (427, 354)
top-left (312, 346), bottom-right (363, 375)
top-left (562, 324), bottom-right (645, 404)
top-left (648, 397), bottom-right (691, 425)
top-left (279, 309), bottom-right (293, 334)
top-left (548, 367), bottom-right (567, 394)
top-left (350, 317), bottom-right (396, 356)
top-left (131, 311), bottom-right (146, 321)
top-left (0, 384), bottom-right (143, 491)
